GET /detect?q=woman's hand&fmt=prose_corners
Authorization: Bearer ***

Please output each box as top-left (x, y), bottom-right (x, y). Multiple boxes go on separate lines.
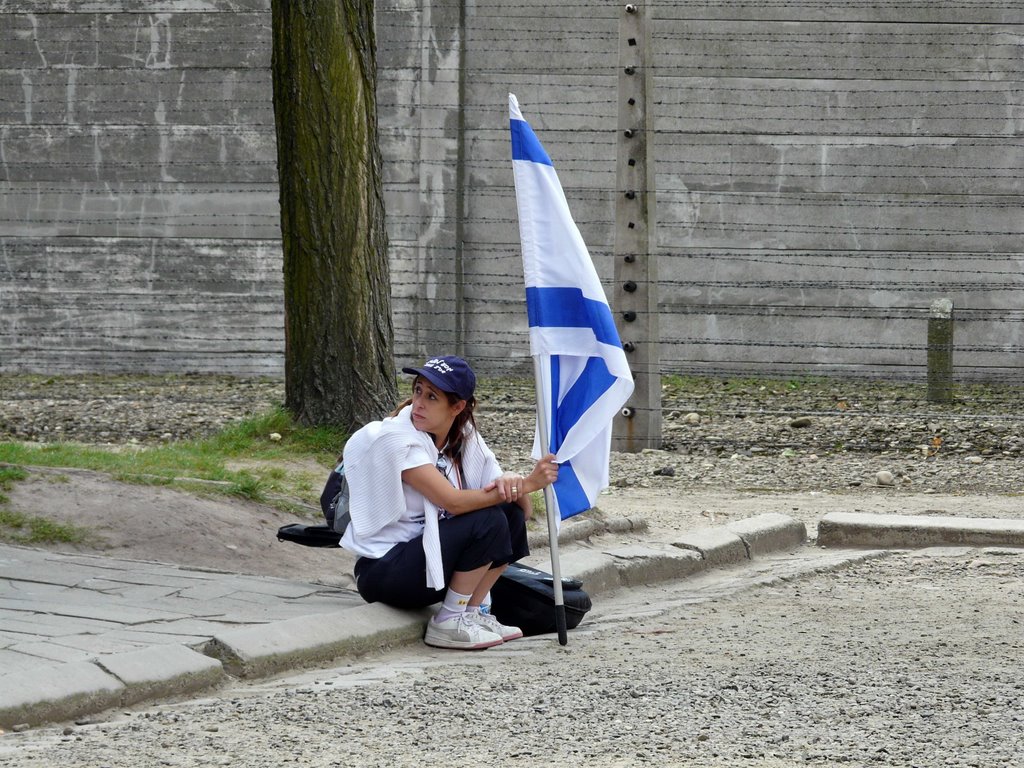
top-left (527, 453), bottom-right (559, 493)
top-left (493, 453), bottom-right (558, 503)
top-left (494, 471), bottom-right (524, 503)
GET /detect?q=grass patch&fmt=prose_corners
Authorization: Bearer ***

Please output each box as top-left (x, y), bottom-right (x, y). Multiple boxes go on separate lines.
top-left (228, 472), bottom-right (268, 502)
top-left (0, 509), bottom-right (91, 545)
top-left (0, 465), bottom-right (28, 491)
top-left (203, 408), bottom-right (347, 459)
top-left (0, 465), bottom-right (29, 508)
top-left (0, 407), bottom-right (349, 515)
top-left (0, 466), bottom-right (93, 544)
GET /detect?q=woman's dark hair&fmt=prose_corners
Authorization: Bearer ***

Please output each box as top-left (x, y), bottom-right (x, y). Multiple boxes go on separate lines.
top-left (391, 381), bottom-right (478, 460)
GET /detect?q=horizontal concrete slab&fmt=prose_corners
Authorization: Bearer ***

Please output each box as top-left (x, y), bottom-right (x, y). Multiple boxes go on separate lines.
top-left (0, 661), bottom-right (124, 730)
top-left (672, 527), bottom-right (749, 567)
top-left (202, 604), bottom-right (432, 679)
top-left (818, 512), bottom-right (1024, 549)
top-left (96, 645), bottom-right (224, 706)
top-left (727, 513), bottom-right (807, 557)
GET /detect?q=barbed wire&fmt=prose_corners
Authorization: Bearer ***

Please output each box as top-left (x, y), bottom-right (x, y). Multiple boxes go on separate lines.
top-left (2, 2), bottom-right (1023, 391)
top-left (0, 0), bottom-right (1017, 12)
top-left (9, 254), bottom-right (1023, 282)
top-left (4, 21), bottom-right (1021, 42)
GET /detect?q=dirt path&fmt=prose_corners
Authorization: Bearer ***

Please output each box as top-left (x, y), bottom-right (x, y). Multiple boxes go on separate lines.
top-left (6, 461), bottom-right (1021, 586)
top-left (5, 470), bottom-right (356, 587)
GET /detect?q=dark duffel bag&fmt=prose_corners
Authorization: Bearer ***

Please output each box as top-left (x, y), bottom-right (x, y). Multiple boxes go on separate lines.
top-left (277, 523), bottom-right (343, 548)
top-left (489, 562), bottom-right (592, 636)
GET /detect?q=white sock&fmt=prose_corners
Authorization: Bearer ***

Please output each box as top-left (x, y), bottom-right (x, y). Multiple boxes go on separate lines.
top-left (479, 592), bottom-right (493, 614)
top-left (436, 589), bottom-right (472, 621)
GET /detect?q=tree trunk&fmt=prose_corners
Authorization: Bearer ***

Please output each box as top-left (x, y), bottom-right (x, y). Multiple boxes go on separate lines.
top-left (271, 0), bottom-right (397, 431)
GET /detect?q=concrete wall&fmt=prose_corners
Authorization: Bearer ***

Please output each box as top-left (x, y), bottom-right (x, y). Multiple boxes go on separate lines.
top-left (2, 1), bottom-right (1022, 382)
top-left (649, 5), bottom-right (1024, 381)
top-left (0, 0), bottom-right (281, 375)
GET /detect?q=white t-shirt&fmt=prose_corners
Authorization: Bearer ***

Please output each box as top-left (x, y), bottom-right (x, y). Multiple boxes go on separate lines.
top-left (339, 406), bottom-right (502, 587)
top-left (342, 438), bottom-right (473, 561)
top-left (340, 442), bottom-right (459, 559)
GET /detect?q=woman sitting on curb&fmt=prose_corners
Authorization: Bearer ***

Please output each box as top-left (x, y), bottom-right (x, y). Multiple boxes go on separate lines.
top-left (340, 355), bottom-right (559, 650)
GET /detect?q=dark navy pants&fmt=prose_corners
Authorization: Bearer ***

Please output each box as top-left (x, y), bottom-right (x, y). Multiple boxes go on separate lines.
top-left (353, 503), bottom-right (529, 610)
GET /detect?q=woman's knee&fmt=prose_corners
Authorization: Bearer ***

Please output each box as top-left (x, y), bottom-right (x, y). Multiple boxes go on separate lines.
top-left (501, 501), bottom-right (526, 528)
top-left (500, 503), bottom-right (530, 561)
top-left (476, 505), bottom-right (512, 538)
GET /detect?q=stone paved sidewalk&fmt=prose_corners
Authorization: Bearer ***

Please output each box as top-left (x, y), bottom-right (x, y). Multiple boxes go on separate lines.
top-left (3, 510), bottom-right (1022, 732)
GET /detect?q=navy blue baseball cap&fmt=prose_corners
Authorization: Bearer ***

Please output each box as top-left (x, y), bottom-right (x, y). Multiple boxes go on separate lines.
top-left (403, 355), bottom-right (477, 401)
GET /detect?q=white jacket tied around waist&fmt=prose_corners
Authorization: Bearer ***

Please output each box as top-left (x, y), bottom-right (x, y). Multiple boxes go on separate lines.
top-left (341, 404), bottom-right (502, 590)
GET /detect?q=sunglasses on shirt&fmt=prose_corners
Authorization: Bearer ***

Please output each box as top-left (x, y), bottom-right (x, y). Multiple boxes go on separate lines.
top-left (436, 453), bottom-right (452, 479)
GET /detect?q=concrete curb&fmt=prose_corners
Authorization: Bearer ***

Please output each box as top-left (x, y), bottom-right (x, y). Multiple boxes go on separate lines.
top-left (672, 527), bottom-right (749, 567)
top-left (604, 543), bottom-right (706, 587)
top-left (0, 646), bottom-right (225, 730)
top-left (178, 513), bottom-right (810, 685)
top-left (202, 604), bottom-right (433, 679)
top-left (526, 513), bottom-right (647, 550)
top-left (818, 512), bottom-right (1024, 549)
top-left (96, 646), bottom-right (226, 707)
top-left (0, 661), bottom-right (123, 730)
top-left (548, 549), bottom-right (622, 596)
top-left (621, 513), bottom-right (807, 586)
top-left (523, 513), bottom-right (808, 592)
top-left (727, 512), bottom-right (808, 558)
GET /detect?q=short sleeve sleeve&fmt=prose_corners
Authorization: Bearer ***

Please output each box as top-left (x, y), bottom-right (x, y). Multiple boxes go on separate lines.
top-left (402, 443), bottom-right (433, 472)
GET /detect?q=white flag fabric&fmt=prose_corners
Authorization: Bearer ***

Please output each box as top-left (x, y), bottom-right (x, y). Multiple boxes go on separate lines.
top-left (508, 93), bottom-right (635, 520)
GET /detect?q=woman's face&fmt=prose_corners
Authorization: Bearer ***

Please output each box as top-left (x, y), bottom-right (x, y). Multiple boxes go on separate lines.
top-left (410, 377), bottom-right (464, 440)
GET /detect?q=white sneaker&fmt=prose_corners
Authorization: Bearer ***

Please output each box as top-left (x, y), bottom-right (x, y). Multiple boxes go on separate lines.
top-left (424, 612), bottom-right (504, 650)
top-left (466, 610), bottom-right (523, 641)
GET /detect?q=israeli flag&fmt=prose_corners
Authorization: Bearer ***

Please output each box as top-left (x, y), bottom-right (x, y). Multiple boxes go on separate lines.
top-left (509, 93), bottom-right (635, 520)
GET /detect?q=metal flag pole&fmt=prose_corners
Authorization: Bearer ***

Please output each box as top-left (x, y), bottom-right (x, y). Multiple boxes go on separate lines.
top-left (532, 355), bottom-right (568, 645)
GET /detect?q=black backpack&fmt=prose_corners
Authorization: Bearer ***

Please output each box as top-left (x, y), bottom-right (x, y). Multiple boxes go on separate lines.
top-left (489, 563), bottom-right (592, 636)
top-left (276, 462), bottom-right (349, 548)
top-left (318, 461), bottom-right (351, 534)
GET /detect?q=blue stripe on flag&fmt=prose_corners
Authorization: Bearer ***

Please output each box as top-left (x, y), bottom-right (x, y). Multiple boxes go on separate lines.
top-left (548, 357), bottom-right (560, 455)
top-left (510, 119), bottom-right (553, 166)
top-left (526, 286), bottom-right (621, 347)
top-left (553, 356), bottom-right (617, 448)
top-left (552, 459), bottom-right (592, 519)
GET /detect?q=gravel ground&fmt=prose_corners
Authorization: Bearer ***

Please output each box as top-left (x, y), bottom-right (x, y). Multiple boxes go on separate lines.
top-left (3, 373), bottom-right (1023, 498)
top-left (2, 547), bottom-right (1021, 767)
top-left (2, 374), bottom-right (1023, 766)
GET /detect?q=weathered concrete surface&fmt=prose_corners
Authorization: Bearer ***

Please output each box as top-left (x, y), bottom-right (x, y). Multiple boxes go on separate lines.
top-left (2, 3), bottom-right (1022, 379)
top-left (727, 512), bottom-right (808, 558)
top-left (95, 645), bottom-right (225, 706)
top-left (0, 512), bottom-right (813, 728)
top-left (0, 662), bottom-right (123, 732)
top-left (818, 511), bottom-right (1024, 549)
top-left (202, 604), bottom-right (433, 680)
top-left (671, 526), bottom-right (750, 566)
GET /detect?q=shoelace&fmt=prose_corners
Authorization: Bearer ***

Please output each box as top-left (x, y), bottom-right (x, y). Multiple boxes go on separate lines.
top-left (474, 612), bottom-right (499, 629)
top-left (458, 612), bottom-right (487, 635)
top-left (471, 611), bottom-right (508, 635)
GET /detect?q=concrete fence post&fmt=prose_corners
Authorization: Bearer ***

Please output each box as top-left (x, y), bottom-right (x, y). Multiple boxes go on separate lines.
top-left (612, 1), bottom-right (662, 451)
top-left (927, 298), bottom-right (954, 403)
